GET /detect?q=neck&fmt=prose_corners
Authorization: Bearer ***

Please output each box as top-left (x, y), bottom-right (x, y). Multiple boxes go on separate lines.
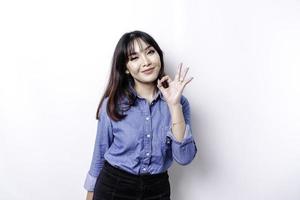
top-left (134, 81), bottom-right (158, 100)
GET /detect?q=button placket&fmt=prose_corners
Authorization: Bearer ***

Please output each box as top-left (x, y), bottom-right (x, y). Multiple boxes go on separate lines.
top-left (141, 103), bottom-right (152, 172)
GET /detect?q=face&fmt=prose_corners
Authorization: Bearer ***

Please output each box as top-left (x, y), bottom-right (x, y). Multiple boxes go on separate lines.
top-left (126, 38), bottom-right (161, 86)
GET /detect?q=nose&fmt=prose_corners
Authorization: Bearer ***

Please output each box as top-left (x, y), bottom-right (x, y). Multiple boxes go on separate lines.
top-left (141, 54), bottom-right (151, 67)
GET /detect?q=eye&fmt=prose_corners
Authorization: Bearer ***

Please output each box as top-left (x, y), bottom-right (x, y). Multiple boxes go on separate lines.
top-left (148, 50), bottom-right (155, 55)
top-left (129, 57), bottom-right (138, 61)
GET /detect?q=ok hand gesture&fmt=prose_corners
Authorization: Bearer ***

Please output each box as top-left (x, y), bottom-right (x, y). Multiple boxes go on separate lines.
top-left (157, 63), bottom-right (193, 106)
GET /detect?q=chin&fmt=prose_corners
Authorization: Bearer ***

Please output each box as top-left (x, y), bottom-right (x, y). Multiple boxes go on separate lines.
top-left (139, 76), bottom-right (158, 84)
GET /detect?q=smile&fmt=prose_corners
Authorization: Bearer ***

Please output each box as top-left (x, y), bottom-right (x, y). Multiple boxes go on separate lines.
top-left (142, 68), bottom-right (155, 74)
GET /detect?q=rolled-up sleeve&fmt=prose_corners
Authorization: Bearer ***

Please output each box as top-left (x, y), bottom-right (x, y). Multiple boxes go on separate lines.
top-left (83, 98), bottom-right (113, 191)
top-left (166, 95), bottom-right (197, 165)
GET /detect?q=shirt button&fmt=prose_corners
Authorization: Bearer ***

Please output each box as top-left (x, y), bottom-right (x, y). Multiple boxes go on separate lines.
top-left (146, 152), bottom-right (150, 156)
top-left (143, 168), bottom-right (146, 171)
top-left (146, 134), bottom-right (150, 138)
top-left (146, 117), bottom-right (150, 120)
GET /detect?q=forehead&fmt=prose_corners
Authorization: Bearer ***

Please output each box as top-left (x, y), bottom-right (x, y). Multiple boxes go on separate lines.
top-left (127, 38), bottom-right (151, 55)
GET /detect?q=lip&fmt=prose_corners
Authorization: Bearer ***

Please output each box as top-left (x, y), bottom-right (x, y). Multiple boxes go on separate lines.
top-left (142, 67), bottom-right (155, 74)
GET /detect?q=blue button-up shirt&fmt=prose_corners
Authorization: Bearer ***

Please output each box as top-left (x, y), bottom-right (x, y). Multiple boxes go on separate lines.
top-left (84, 86), bottom-right (197, 191)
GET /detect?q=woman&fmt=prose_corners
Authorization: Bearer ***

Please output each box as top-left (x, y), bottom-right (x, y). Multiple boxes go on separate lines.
top-left (84, 30), bottom-right (197, 200)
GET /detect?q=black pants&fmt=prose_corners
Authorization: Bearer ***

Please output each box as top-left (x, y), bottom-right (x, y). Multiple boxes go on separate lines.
top-left (93, 160), bottom-right (171, 200)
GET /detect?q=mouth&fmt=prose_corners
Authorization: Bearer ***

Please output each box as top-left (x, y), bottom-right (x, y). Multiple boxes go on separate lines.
top-left (142, 67), bottom-right (155, 74)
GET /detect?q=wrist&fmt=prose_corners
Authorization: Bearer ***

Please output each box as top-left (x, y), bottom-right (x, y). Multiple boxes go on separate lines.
top-left (172, 120), bottom-right (185, 127)
top-left (167, 103), bottom-right (182, 109)
top-left (168, 103), bottom-right (182, 117)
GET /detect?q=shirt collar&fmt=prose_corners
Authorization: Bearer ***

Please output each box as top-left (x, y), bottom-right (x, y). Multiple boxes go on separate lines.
top-left (128, 82), bottom-right (165, 102)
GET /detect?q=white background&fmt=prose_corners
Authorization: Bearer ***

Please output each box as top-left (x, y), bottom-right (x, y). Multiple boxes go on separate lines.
top-left (1, 0), bottom-right (300, 199)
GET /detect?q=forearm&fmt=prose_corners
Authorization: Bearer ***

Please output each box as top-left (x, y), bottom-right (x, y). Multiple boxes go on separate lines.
top-left (168, 103), bottom-right (186, 142)
top-left (86, 191), bottom-right (94, 200)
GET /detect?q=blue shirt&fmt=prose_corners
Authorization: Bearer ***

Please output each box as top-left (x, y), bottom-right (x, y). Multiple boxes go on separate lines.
top-left (84, 86), bottom-right (197, 191)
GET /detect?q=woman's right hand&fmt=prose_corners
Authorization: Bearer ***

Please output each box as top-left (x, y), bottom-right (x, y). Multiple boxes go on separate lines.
top-left (86, 191), bottom-right (94, 200)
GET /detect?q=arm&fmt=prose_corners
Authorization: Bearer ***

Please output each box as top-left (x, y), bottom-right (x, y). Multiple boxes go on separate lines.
top-left (167, 95), bottom-right (197, 165)
top-left (83, 98), bottom-right (114, 192)
top-left (86, 191), bottom-right (93, 200)
top-left (157, 63), bottom-right (197, 165)
top-left (167, 102), bottom-right (185, 142)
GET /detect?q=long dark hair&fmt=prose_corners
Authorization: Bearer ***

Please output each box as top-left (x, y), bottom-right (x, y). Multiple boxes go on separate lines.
top-left (96, 30), bottom-right (166, 121)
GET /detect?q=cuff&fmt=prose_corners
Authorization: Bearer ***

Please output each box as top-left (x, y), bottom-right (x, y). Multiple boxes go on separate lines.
top-left (166, 123), bottom-right (194, 146)
top-left (83, 172), bottom-right (98, 192)
top-left (166, 124), bottom-right (197, 165)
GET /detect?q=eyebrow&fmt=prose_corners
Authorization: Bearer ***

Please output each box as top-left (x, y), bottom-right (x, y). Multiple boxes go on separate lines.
top-left (128, 45), bottom-right (152, 56)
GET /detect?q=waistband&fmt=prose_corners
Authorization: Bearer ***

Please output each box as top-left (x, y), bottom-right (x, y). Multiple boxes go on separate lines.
top-left (103, 160), bottom-right (168, 180)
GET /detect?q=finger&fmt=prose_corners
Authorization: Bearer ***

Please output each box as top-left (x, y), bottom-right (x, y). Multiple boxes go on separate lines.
top-left (174, 74), bottom-right (179, 82)
top-left (176, 63), bottom-right (183, 81)
top-left (160, 75), bottom-right (169, 83)
top-left (183, 76), bottom-right (194, 86)
top-left (157, 79), bottom-right (163, 89)
top-left (182, 66), bottom-right (189, 81)
top-left (164, 75), bottom-right (172, 83)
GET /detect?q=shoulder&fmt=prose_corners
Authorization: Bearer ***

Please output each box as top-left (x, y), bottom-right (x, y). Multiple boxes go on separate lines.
top-left (180, 94), bottom-right (190, 107)
top-left (180, 95), bottom-right (191, 121)
top-left (98, 97), bottom-right (110, 120)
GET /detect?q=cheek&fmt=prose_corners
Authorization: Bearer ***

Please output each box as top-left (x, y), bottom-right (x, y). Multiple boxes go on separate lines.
top-left (127, 64), bottom-right (139, 74)
top-left (153, 54), bottom-right (161, 64)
